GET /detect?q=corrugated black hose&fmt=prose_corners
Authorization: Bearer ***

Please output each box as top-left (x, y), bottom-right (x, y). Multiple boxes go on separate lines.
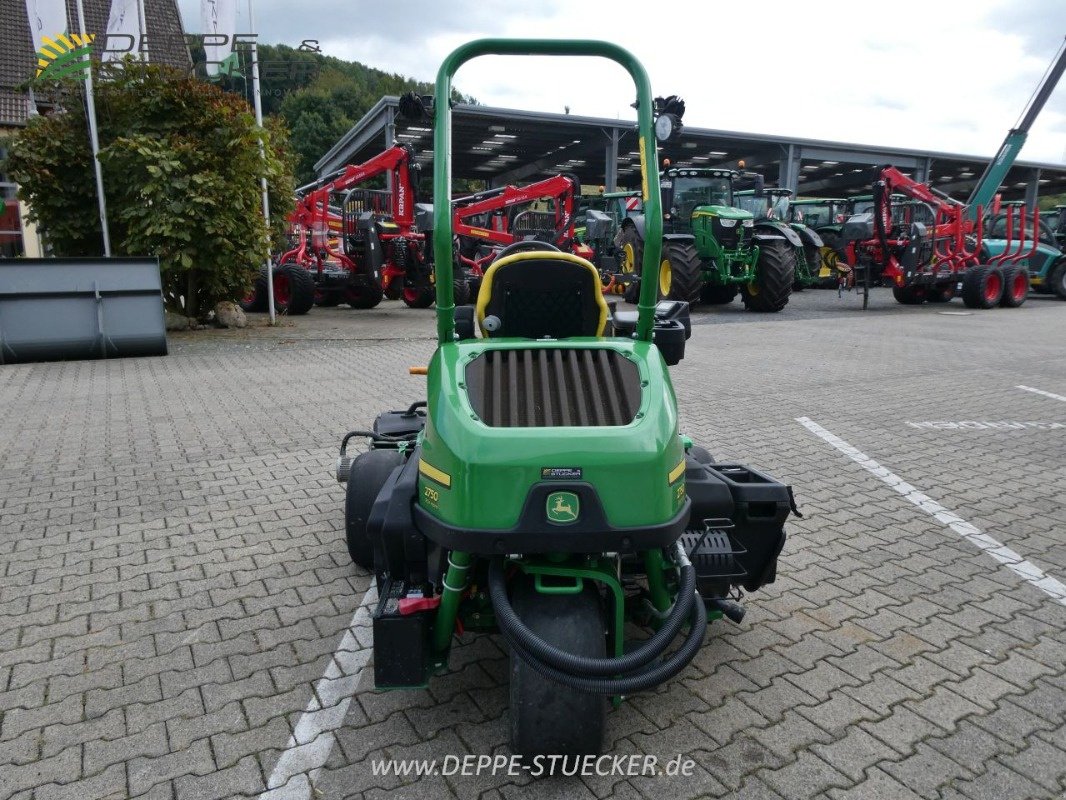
top-left (488, 548), bottom-right (707, 694)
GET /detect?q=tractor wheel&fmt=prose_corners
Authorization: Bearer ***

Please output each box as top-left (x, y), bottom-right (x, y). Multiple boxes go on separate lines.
top-left (345, 449), bottom-right (403, 570)
top-left (509, 574), bottom-right (606, 756)
top-left (402, 285), bottom-right (435, 309)
top-left (279, 264), bottom-right (315, 315)
top-left (892, 285), bottom-right (926, 305)
top-left (741, 239), bottom-right (793, 313)
top-left (661, 241), bottom-right (703, 303)
top-left (314, 289), bottom-right (342, 307)
top-left (453, 274), bottom-right (471, 306)
top-left (926, 283), bottom-right (956, 303)
top-left (688, 444), bottom-right (714, 464)
top-left (345, 281), bottom-right (384, 309)
top-left (1050, 260), bottom-right (1066, 300)
top-left (699, 284), bottom-right (738, 305)
top-left (961, 265), bottom-right (1004, 309)
top-left (615, 227), bottom-right (644, 304)
top-left (999, 266), bottom-right (1029, 308)
top-left (239, 269), bottom-right (269, 312)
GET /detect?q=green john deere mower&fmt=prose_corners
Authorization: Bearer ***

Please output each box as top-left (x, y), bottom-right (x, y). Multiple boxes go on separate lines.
top-left (336, 39), bottom-right (795, 756)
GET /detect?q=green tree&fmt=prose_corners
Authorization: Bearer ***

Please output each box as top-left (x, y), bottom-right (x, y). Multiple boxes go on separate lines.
top-left (8, 61), bottom-right (295, 317)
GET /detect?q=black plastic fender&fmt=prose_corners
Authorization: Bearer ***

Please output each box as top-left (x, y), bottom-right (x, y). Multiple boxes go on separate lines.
top-left (620, 214), bottom-right (646, 242)
top-left (791, 224), bottom-right (823, 249)
top-left (754, 221), bottom-right (802, 247)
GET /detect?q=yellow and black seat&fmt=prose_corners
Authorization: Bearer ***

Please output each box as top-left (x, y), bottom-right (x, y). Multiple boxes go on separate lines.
top-left (475, 245), bottom-right (608, 339)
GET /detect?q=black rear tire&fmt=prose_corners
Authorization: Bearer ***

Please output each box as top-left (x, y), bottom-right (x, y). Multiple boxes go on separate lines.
top-left (282, 264), bottom-right (316, 315)
top-left (402, 286), bottom-right (436, 309)
top-left (452, 274), bottom-right (471, 306)
top-left (346, 281), bottom-right (384, 309)
top-left (688, 445), bottom-right (714, 464)
top-left (999, 265), bottom-right (1029, 308)
top-left (741, 239), bottom-right (793, 312)
top-left (1050, 260), bottom-right (1066, 300)
top-left (345, 449), bottom-right (403, 569)
top-left (239, 268), bottom-right (269, 312)
top-left (892, 285), bottom-right (926, 305)
top-left (961, 265), bottom-right (1003, 309)
top-left (315, 289), bottom-right (342, 307)
top-left (509, 574), bottom-right (606, 756)
top-left (662, 241), bottom-right (703, 303)
top-left (614, 226), bottom-right (644, 304)
top-left (925, 283), bottom-right (955, 303)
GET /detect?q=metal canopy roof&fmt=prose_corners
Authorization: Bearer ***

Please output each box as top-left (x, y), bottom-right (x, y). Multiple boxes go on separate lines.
top-left (315, 96), bottom-right (1066, 202)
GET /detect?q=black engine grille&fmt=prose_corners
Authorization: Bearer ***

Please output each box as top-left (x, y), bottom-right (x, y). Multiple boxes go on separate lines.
top-left (465, 348), bottom-right (641, 427)
top-left (712, 217), bottom-right (739, 250)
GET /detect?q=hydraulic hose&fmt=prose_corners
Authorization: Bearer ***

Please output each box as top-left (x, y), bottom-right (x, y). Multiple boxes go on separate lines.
top-left (487, 555), bottom-right (696, 677)
top-left (507, 587), bottom-right (707, 696)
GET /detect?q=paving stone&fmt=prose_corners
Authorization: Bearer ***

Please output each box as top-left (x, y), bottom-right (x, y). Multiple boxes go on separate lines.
top-left (758, 750), bottom-right (852, 800)
top-left (3, 298), bottom-right (1066, 800)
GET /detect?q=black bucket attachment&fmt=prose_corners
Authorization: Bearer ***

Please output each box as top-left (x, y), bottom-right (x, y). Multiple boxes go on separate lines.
top-left (0, 258), bottom-right (167, 364)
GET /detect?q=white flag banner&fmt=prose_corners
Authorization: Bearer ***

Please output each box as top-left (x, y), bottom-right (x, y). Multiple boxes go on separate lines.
top-left (24, 0), bottom-right (69, 54)
top-left (200, 0), bottom-right (237, 77)
top-left (103, 0), bottom-right (144, 63)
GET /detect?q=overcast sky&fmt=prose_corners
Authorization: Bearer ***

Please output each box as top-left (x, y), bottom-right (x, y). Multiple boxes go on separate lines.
top-left (177, 0), bottom-right (1066, 164)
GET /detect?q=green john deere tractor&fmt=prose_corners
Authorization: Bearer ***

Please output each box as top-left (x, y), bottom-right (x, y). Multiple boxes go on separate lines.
top-left (735, 187), bottom-right (829, 290)
top-left (615, 167), bottom-right (795, 311)
top-left (335, 39), bottom-right (794, 757)
top-left (788, 197), bottom-right (853, 285)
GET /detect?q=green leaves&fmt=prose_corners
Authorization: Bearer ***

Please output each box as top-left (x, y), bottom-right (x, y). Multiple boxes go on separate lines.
top-left (8, 61), bottom-right (296, 317)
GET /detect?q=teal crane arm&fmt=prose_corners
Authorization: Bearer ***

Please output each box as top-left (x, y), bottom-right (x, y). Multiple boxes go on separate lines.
top-left (966, 37), bottom-right (1066, 220)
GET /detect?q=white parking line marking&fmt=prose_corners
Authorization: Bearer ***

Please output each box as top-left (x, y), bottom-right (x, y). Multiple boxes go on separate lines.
top-left (796, 416), bottom-right (1066, 608)
top-left (258, 584), bottom-right (378, 800)
top-left (1016, 385), bottom-right (1066, 403)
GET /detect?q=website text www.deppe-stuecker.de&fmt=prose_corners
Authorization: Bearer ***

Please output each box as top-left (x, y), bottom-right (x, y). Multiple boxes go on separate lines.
top-left (371, 753), bottom-right (698, 778)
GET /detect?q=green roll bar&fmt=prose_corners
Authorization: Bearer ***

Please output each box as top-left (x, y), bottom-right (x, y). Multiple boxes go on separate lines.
top-left (432, 39), bottom-right (663, 344)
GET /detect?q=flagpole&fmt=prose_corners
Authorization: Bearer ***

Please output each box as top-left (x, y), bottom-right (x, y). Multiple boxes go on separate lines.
top-left (246, 0), bottom-right (274, 323)
top-left (136, 0), bottom-right (148, 62)
top-left (74, 0), bottom-right (111, 256)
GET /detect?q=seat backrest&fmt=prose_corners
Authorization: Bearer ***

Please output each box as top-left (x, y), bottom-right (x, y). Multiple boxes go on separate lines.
top-left (475, 250), bottom-right (608, 339)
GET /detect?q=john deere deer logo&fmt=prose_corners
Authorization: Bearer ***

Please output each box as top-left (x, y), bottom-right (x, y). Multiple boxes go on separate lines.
top-left (546, 491), bottom-right (579, 524)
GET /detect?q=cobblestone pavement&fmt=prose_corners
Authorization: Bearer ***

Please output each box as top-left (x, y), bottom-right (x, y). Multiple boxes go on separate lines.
top-left (1, 288), bottom-right (1064, 800)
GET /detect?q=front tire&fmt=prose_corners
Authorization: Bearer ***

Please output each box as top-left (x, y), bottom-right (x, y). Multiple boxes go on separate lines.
top-left (661, 241), bottom-right (703, 303)
top-left (279, 264), bottom-right (316, 315)
top-left (741, 239), bottom-right (793, 312)
top-left (509, 575), bottom-right (606, 756)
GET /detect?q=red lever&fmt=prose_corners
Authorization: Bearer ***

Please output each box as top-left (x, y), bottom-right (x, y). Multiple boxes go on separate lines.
top-left (398, 596), bottom-right (441, 615)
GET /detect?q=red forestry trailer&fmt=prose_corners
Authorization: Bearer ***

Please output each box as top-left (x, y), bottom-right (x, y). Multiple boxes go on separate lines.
top-left (452, 174), bottom-right (595, 295)
top-left (242, 145), bottom-right (447, 314)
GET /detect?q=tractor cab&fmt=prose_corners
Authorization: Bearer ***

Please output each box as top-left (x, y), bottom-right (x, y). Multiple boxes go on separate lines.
top-left (788, 198), bottom-right (849, 228)
top-left (662, 167), bottom-right (743, 233)
top-left (735, 188), bottom-right (792, 221)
